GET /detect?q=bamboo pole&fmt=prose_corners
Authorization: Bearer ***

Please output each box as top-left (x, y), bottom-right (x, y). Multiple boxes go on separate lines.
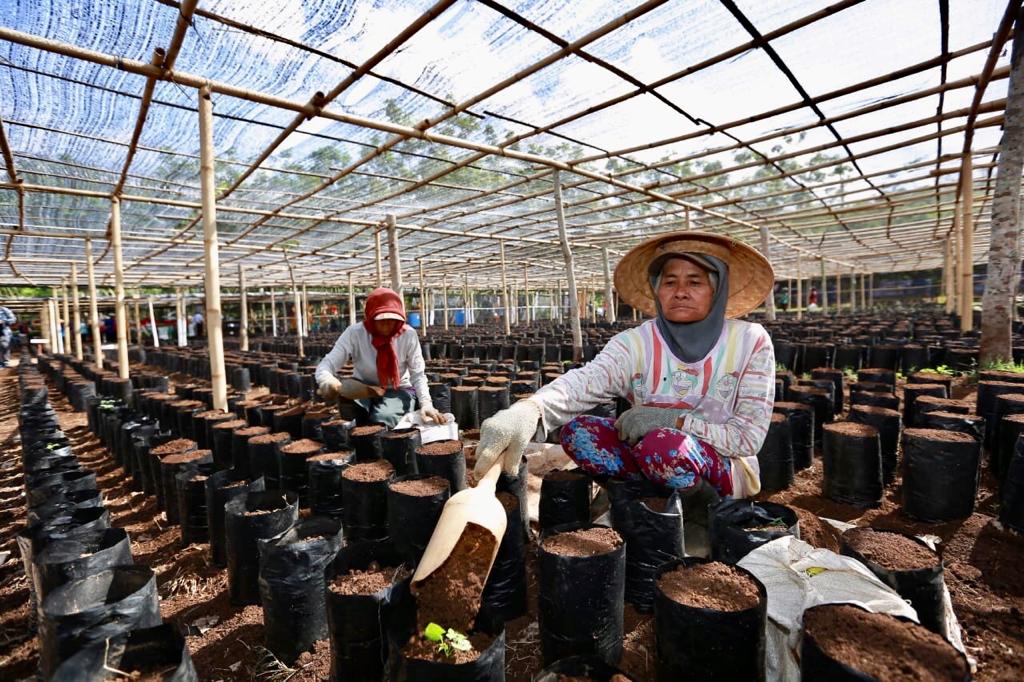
top-left (859, 270), bottom-right (866, 310)
top-left (302, 283), bottom-right (309, 336)
top-left (522, 265), bottom-right (530, 325)
top-left (819, 256), bottom-right (828, 314)
top-left (375, 228), bottom-right (383, 288)
top-left (347, 273), bottom-right (356, 327)
top-left (960, 152), bottom-right (975, 331)
top-left (70, 262), bottom-right (83, 360)
top-left (442, 273), bottom-right (449, 331)
top-left (86, 238), bottom-right (103, 367)
top-left (176, 288), bottom-right (187, 346)
top-left (795, 255), bottom-right (803, 321)
top-left (239, 265), bottom-right (249, 351)
top-left (499, 241), bottom-right (510, 336)
top-left (850, 267), bottom-right (857, 313)
top-left (147, 296), bottom-right (160, 348)
top-left (834, 267), bottom-right (841, 314)
top-left (198, 85), bottom-right (227, 411)
top-left (60, 279), bottom-right (71, 352)
top-left (133, 296), bottom-right (142, 346)
top-left (110, 197), bottom-right (130, 379)
top-left (463, 273), bottom-right (470, 326)
top-left (553, 171), bottom-right (582, 360)
top-left (50, 292), bottom-right (63, 354)
top-left (869, 273), bottom-right (874, 308)
top-left (418, 259), bottom-right (427, 337)
top-left (270, 289), bottom-right (278, 336)
top-left (40, 300), bottom-right (50, 354)
top-left (386, 214), bottom-right (402, 297)
top-left (758, 224), bottom-right (776, 320)
top-left (602, 246), bottom-right (616, 323)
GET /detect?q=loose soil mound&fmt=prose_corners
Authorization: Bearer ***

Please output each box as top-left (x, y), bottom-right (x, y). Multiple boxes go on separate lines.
top-left (235, 425), bottom-right (269, 437)
top-left (803, 604), bottom-right (967, 681)
top-left (792, 508), bottom-right (841, 553)
top-left (308, 451), bottom-right (353, 462)
top-left (247, 431), bottom-right (290, 445)
top-left (657, 562), bottom-right (760, 611)
top-left (161, 449), bottom-right (211, 465)
top-left (329, 564), bottom-right (407, 596)
top-left (350, 424), bottom-right (385, 437)
top-left (150, 438), bottom-right (196, 456)
top-left (342, 460), bottom-right (394, 482)
top-left (417, 440), bottom-right (463, 456)
top-left (542, 527), bottom-right (622, 558)
top-left (823, 422), bottom-right (877, 437)
top-left (903, 428), bottom-right (977, 443)
top-left (389, 476), bottom-right (449, 497)
top-left (844, 527), bottom-right (938, 571)
top-left (213, 419), bottom-right (248, 431)
top-left (279, 439), bottom-right (323, 455)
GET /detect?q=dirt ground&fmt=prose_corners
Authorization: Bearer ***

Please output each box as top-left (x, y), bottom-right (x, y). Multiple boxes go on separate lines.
top-left (1, 363), bottom-right (1022, 680)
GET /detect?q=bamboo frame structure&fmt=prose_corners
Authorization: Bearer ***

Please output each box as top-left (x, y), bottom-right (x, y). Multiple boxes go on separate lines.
top-left (147, 296), bottom-right (159, 349)
top-left (554, 170), bottom-right (582, 359)
top-left (85, 239), bottom-right (102, 367)
top-left (239, 266), bottom-right (249, 352)
top-left (70, 263), bottom-right (82, 360)
top-left (198, 86), bottom-right (227, 411)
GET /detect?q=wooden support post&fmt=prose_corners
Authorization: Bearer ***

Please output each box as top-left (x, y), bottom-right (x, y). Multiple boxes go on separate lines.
top-left (499, 241), bottom-right (510, 336)
top-left (375, 227), bottom-right (384, 288)
top-left (41, 300), bottom-right (51, 354)
top-left (463, 273), bottom-right (470, 326)
top-left (834, 267), bottom-right (842, 314)
top-left (198, 85), bottom-right (227, 411)
top-left (418, 259), bottom-right (427, 337)
top-left (348, 273), bottom-right (356, 327)
top-left (759, 225), bottom-right (777, 321)
top-left (553, 170), bottom-right (583, 360)
top-left (133, 296), bottom-right (142, 347)
top-left (270, 290), bottom-right (278, 336)
top-left (522, 265), bottom-right (531, 325)
top-left (147, 296), bottom-right (159, 348)
top-left (442, 273), bottom-right (450, 331)
top-left (60, 279), bottom-right (71, 353)
top-left (820, 256), bottom-right (828, 314)
top-left (84, 238), bottom-right (101, 366)
top-left (71, 263), bottom-right (83, 360)
top-left (50, 292), bottom-right (64, 354)
top-left (869, 273), bottom-right (874, 308)
top-left (850, 267), bottom-right (857, 313)
top-left (110, 197), bottom-right (130, 379)
top-left (959, 152), bottom-right (975, 331)
top-left (860, 270), bottom-right (867, 310)
top-left (176, 288), bottom-right (186, 347)
top-left (602, 246), bottom-right (616, 323)
top-left (386, 214), bottom-right (402, 297)
top-left (796, 255), bottom-right (803, 321)
top-left (239, 265), bottom-right (249, 351)
top-left (302, 283), bottom-right (309, 337)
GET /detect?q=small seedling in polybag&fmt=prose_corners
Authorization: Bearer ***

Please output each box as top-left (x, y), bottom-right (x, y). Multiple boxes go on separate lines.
top-left (423, 622), bottom-right (472, 657)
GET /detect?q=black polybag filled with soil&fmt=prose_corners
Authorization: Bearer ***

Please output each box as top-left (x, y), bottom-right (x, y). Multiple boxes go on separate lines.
top-left (205, 471), bottom-right (266, 568)
top-left (902, 429), bottom-right (980, 522)
top-left (32, 527), bottom-right (133, 611)
top-left (1000, 436), bottom-right (1024, 532)
top-left (258, 517), bottom-right (344, 663)
top-left (822, 422), bottom-right (883, 507)
top-left (708, 499), bottom-right (798, 564)
top-left (176, 463), bottom-right (215, 547)
top-left (538, 469), bottom-right (591, 533)
top-left (755, 413), bottom-right (794, 493)
top-left (224, 491), bottom-right (298, 605)
top-left (308, 452), bottom-right (354, 518)
top-left (532, 655), bottom-right (635, 681)
top-left (480, 492), bottom-right (528, 620)
top-left (51, 623), bottom-right (198, 682)
top-left (326, 539), bottom-right (414, 682)
top-left (605, 479), bottom-right (684, 612)
top-left (415, 440), bottom-right (467, 493)
top-left (39, 565), bottom-right (162, 679)
top-left (538, 525), bottom-right (625, 665)
top-left (387, 474), bottom-right (450, 564)
top-left (497, 457), bottom-right (531, 541)
top-left (389, 608), bottom-right (505, 682)
top-left (381, 428), bottom-right (422, 476)
top-left (653, 558), bottom-right (767, 682)
top-left (840, 528), bottom-right (947, 635)
top-left (341, 464), bottom-right (393, 542)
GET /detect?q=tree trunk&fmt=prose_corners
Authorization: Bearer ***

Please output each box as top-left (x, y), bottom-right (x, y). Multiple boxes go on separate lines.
top-left (981, 9), bottom-right (1024, 364)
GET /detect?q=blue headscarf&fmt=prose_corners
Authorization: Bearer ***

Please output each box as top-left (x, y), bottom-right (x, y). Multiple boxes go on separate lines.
top-left (648, 253), bottom-right (729, 363)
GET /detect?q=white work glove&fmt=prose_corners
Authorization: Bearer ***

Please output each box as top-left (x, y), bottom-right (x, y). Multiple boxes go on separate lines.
top-left (474, 400), bottom-right (541, 477)
top-left (317, 376), bottom-right (342, 402)
top-left (419, 405), bottom-right (448, 424)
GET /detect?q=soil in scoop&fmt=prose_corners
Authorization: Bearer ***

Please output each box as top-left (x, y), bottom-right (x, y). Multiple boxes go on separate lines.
top-left (150, 438), bottom-right (197, 456)
top-left (417, 440), bottom-right (463, 456)
top-left (350, 424), bottom-right (386, 437)
top-left (657, 562), bottom-right (760, 611)
top-left (542, 527), bottom-right (623, 558)
top-left (412, 522), bottom-right (497, 633)
top-left (329, 563), bottom-right (409, 596)
top-left (497, 491), bottom-right (519, 512)
top-left (389, 476), bottom-right (449, 497)
top-left (844, 527), bottom-right (938, 571)
top-left (803, 604), bottom-right (967, 681)
top-left (342, 460), bottom-right (394, 482)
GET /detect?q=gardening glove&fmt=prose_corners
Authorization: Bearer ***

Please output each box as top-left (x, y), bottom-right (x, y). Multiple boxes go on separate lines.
top-left (338, 378), bottom-right (385, 400)
top-left (474, 400), bottom-right (541, 477)
top-left (419, 405), bottom-right (448, 424)
top-left (615, 405), bottom-right (681, 445)
top-left (317, 376), bottom-right (343, 402)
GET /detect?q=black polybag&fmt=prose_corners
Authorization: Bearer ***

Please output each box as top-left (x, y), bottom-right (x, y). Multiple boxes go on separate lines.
top-left (381, 428), bottom-right (422, 476)
top-left (653, 558), bottom-right (767, 682)
top-left (480, 491), bottom-right (528, 620)
top-left (39, 565), bottom-right (162, 679)
top-left (327, 539), bottom-right (414, 682)
top-left (387, 474), bottom-right (450, 564)
top-left (708, 499), bottom-right (798, 564)
top-left (756, 414), bottom-right (794, 493)
top-left (224, 491), bottom-right (298, 605)
top-left (415, 440), bottom-right (467, 493)
top-left (538, 469), bottom-right (591, 533)
top-left (308, 451), bottom-right (354, 518)
top-left (389, 609), bottom-right (505, 682)
top-left (258, 517), bottom-right (344, 663)
top-left (51, 623), bottom-right (198, 682)
top-left (531, 655), bottom-right (635, 682)
top-left (204, 470), bottom-right (266, 568)
top-left (32, 527), bottom-right (133, 610)
top-left (176, 467), bottom-right (213, 547)
top-left (772, 403), bottom-right (814, 470)
top-left (822, 423), bottom-right (883, 507)
top-left (902, 430), bottom-right (980, 522)
top-left (848, 406), bottom-right (902, 484)
top-left (341, 466), bottom-right (392, 542)
top-left (538, 525), bottom-right (625, 665)
top-left (999, 436), bottom-right (1024, 532)
top-left (350, 425), bottom-right (385, 462)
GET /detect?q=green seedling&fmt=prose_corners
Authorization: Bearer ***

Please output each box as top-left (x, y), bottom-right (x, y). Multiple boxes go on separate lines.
top-left (423, 622), bottom-right (472, 658)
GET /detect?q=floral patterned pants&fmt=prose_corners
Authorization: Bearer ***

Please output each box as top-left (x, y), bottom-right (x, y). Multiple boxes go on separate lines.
top-left (560, 415), bottom-right (733, 495)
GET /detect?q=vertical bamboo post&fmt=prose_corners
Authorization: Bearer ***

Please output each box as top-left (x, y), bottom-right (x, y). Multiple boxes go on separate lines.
top-left (347, 273), bottom-right (356, 327)
top-left (239, 265), bottom-right (249, 351)
top-left (71, 263), bottom-right (83, 360)
top-left (499, 240), bottom-right (510, 336)
top-left (302, 283), bottom-right (309, 336)
top-left (959, 153), bottom-right (975, 331)
top-left (522, 265), bottom-right (531, 325)
top-left (198, 85), bottom-right (227, 411)
top-left (850, 266), bottom-right (857, 313)
top-left (375, 227), bottom-right (384, 288)
top-left (50, 292), bottom-right (64, 354)
top-left (133, 296), bottom-right (142, 347)
top-left (110, 198), bottom-right (130, 379)
top-left (59, 279), bottom-right (71, 352)
top-left (553, 170), bottom-right (582, 360)
top-left (41, 300), bottom-right (51, 354)
top-left (759, 225), bottom-right (777, 320)
top-left (87, 238), bottom-right (105, 367)
top-left (944, 239), bottom-right (955, 313)
top-left (270, 290), bottom-right (278, 336)
top-left (602, 246), bottom-right (616, 323)
top-left (820, 256), bottom-right (828, 314)
top-left (442, 273), bottom-right (449, 331)
top-left (175, 288), bottom-right (185, 346)
top-left (834, 267), bottom-right (841, 314)
top-left (869, 273), bottom-right (874, 308)
top-left (418, 259), bottom-right (427, 337)
top-left (796, 255), bottom-right (803, 321)
top-left (291, 278), bottom-right (304, 357)
top-left (463, 273), bottom-right (470, 326)
top-left (385, 214), bottom-right (402, 298)
top-left (860, 270), bottom-right (866, 310)
top-left (147, 296), bottom-right (159, 348)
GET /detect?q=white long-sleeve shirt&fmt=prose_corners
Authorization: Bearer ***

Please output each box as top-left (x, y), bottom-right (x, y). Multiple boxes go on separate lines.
top-left (314, 324), bottom-right (433, 410)
top-left (531, 318), bottom-right (775, 497)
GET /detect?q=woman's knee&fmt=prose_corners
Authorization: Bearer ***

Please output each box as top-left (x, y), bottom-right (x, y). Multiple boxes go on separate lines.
top-left (560, 415), bottom-right (637, 478)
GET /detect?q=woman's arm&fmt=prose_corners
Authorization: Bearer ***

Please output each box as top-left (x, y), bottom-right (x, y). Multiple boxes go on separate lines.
top-left (679, 331), bottom-right (775, 458)
top-left (314, 326), bottom-right (355, 386)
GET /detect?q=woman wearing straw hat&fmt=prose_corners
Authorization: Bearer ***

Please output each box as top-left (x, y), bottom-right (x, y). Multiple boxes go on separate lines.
top-left (315, 287), bottom-right (446, 428)
top-left (474, 232), bottom-right (776, 499)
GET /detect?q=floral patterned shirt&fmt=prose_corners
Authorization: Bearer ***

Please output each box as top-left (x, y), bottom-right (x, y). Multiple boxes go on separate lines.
top-left (531, 318), bottom-right (776, 496)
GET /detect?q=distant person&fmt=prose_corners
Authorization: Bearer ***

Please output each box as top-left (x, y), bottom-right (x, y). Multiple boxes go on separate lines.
top-left (192, 310), bottom-right (205, 338)
top-left (808, 286), bottom-right (819, 307)
top-left (779, 289), bottom-right (790, 312)
top-left (103, 315), bottom-right (116, 343)
top-left (0, 306), bottom-right (16, 367)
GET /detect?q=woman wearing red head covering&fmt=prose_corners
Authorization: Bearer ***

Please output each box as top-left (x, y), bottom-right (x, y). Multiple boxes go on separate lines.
top-left (315, 287), bottom-right (445, 427)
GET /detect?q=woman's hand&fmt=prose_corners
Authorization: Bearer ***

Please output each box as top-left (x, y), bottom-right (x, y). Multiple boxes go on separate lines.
top-left (474, 400), bottom-right (541, 476)
top-left (317, 376), bottom-right (343, 402)
top-left (615, 406), bottom-right (680, 444)
top-left (419, 405), bottom-right (447, 424)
